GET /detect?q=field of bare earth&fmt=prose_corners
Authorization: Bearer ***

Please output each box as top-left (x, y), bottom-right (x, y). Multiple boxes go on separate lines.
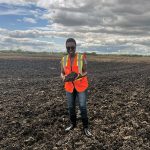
top-left (0, 54), bottom-right (150, 150)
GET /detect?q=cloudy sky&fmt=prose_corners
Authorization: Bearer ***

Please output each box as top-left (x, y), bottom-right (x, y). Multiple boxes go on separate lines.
top-left (0, 0), bottom-right (150, 55)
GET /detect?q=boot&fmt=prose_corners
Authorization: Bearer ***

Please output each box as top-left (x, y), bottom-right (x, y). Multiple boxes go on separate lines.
top-left (65, 124), bottom-right (76, 132)
top-left (83, 128), bottom-right (92, 137)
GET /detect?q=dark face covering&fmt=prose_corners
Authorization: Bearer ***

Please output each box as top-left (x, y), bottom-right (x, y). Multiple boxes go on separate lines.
top-left (66, 42), bottom-right (76, 57)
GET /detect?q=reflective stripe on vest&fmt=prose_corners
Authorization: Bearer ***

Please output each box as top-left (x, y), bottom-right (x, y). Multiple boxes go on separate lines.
top-left (62, 53), bottom-right (83, 74)
top-left (77, 53), bottom-right (83, 74)
top-left (62, 55), bottom-right (69, 68)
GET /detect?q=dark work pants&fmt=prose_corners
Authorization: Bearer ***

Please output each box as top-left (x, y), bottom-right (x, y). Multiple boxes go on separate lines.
top-left (66, 88), bottom-right (89, 128)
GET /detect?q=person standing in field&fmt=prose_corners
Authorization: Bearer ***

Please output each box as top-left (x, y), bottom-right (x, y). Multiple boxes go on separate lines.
top-left (60, 38), bottom-right (92, 137)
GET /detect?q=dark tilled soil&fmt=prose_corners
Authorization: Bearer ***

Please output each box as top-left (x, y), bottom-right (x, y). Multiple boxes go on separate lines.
top-left (0, 58), bottom-right (150, 150)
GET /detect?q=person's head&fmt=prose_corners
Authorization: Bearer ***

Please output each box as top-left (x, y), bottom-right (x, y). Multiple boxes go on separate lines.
top-left (66, 38), bottom-right (76, 57)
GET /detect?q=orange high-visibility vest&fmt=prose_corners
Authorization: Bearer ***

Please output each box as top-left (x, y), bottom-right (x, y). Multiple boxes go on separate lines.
top-left (61, 53), bottom-right (88, 93)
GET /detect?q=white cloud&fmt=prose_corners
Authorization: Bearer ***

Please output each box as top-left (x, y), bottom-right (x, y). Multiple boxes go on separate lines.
top-left (0, 27), bottom-right (150, 55)
top-left (0, 8), bottom-right (24, 15)
top-left (0, 0), bottom-right (36, 5)
top-left (23, 17), bottom-right (37, 24)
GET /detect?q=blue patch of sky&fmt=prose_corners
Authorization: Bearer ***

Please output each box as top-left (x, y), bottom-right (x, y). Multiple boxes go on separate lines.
top-left (0, 15), bottom-right (48, 30)
top-left (53, 37), bottom-right (66, 45)
top-left (36, 36), bottom-right (65, 45)
top-left (79, 45), bottom-right (128, 54)
top-left (0, 3), bottom-right (49, 30)
top-left (0, 3), bottom-right (46, 12)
